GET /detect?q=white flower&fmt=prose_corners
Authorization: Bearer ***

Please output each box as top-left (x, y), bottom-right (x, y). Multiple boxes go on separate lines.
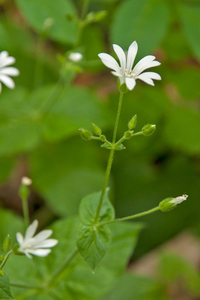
top-left (0, 51), bottom-right (20, 93)
top-left (98, 41), bottom-right (161, 90)
top-left (171, 194), bottom-right (188, 205)
top-left (16, 220), bottom-right (58, 259)
top-left (21, 176), bottom-right (32, 186)
top-left (68, 52), bottom-right (83, 62)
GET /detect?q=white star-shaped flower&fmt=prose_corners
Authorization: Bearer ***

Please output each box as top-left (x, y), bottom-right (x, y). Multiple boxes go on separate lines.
top-left (0, 51), bottom-right (20, 93)
top-left (98, 41), bottom-right (161, 90)
top-left (16, 220), bottom-right (58, 259)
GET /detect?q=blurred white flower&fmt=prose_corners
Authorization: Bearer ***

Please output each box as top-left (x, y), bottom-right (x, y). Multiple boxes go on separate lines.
top-left (0, 51), bottom-right (20, 93)
top-left (16, 220), bottom-right (58, 259)
top-left (21, 176), bottom-right (32, 186)
top-left (68, 52), bottom-right (83, 62)
top-left (171, 194), bottom-right (188, 205)
top-left (98, 41), bottom-right (161, 90)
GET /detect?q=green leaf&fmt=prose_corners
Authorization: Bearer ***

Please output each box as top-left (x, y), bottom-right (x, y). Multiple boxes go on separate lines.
top-left (16, 0), bottom-right (78, 45)
top-left (79, 189), bottom-right (115, 225)
top-left (164, 107), bottom-right (200, 155)
top-left (179, 2), bottom-right (200, 62)
top-left (111, 0), bottom-right (170, 57)
top-left (0, 273), bottom-right (14, 299)
top-left (77, 223), bottom-right (111, 271)
top-left (30, 138), bottom-right (105, 216)
top-left (100, 272), bottom-right (167, 300)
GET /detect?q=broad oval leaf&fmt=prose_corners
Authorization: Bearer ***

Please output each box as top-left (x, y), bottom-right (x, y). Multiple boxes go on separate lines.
top-left (16, 0), bottom-right (78, 45)
top-left (77, 224), bottom-right (111, 271)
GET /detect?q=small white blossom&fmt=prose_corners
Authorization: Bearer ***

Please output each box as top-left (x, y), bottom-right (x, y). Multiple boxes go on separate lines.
top-left (171, 194), bottom-right (188, 205)
top-left (68, 52), bottom-right (83, 62)
top-left (98, 41), bottom-right (161, 90)
top-left (0, 51), bottom-right (20, 93)
top-left (21, 176), bottom-right (32, 186)
top-left (16, 220), bottom-right (58, 259)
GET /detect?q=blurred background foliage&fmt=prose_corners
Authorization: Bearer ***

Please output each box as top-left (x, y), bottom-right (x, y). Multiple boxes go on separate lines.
top-left (0, 0), bottom-right (200, 298)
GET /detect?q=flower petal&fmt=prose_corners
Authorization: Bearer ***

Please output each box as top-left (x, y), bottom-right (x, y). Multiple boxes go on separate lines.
top-left (32, 230), bottom-right (53, 245)
top-left (98, 53), bottom-right (120, 73)
top-left (33, 239), bottom-right (58, 249)
top-left (133, 55), bottom-right (160, 76)
top-left (0, 67), bottom-right (20, 76)
top-left (24, 220), bottom-right (38, 240)
top-left (126, 41), bottom-right (138, 73)
top-left (137, 72), bottom-right (161, 85)
top-left (125, 77), bottom-right (136, 90)
top-left (113, 44), bottom-right (126, 74)
top-left (0, 74), bottom-right (15, 89)
top-left (16, 233), bottom-right (24, 245)
top-left (28, 249), bottom-right (52, 257)
top-left (0, 56), bottom-right (16, 68)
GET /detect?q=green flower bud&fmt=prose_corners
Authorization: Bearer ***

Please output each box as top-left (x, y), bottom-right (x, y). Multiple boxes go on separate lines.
top-left (159, 194), bottom-right (188, 212)
top-left (128, 115), bottom-right (137, 130)
top-left (79, 128), bottom-right (93, 140)
top-left (92, 123), bottom-right (102, 135)
top-left (0, 255), bottom-right (4, 261)
top-left (19, 177), bottom-right (32, 200)
top-left (124, 131), bottom-right (133, 139)
top-left (3, 235), bottom-right (11, 252)
top-left (142, 124), bottom-right (156, 136)
top-left (0, 270), bottom-right (5, 277)
top-left (100, 135), bottom-right (106, 142)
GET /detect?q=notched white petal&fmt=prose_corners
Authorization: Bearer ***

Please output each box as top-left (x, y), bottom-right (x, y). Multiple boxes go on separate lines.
top-left (98, 53), bottom-right (120, 72)
top-left (25, 220), bottom-right (38, 240)
top-left (113, 44), bottom-right (126, 73)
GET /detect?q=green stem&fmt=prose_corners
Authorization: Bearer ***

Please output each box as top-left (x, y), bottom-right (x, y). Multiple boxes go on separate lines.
top-left (47, 248), bottom-right (78, 287)
top-left (10, 282), bottom-right (43, 290)
top-left (132, 131), bottom-right (143, 137)
top-left (22, 196), bottom-right (30, 227)
top-left (101, 206), bottom-right (160, 226)
top-left (0, 250), bottom-right (13, 269)
top-left (94, 92), bottom-right (124, 222)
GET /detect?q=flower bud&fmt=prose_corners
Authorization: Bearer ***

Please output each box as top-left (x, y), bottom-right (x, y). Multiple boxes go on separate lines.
top-left (92, 123), bottom-right (102, 135)
top-left (100, 135), bottom-right (106, 141)
top-left (128, 115), bottom-right (137, 130)
top-left (3, 234), bottom-right (11, 252)
top-left (0, 270), bottom-right (5, 277)
top-left (68, 52), bottom-right (83, 62)
top-left (79, 128), bottom-right (93, 140)
top-left (142, 124), bottom-right (156, 136)
top-left (124, 131), bottom-right (133, 139)
top-left (19, 177), bottom-right (32, 200)
top-left (159, 194), bottom-right (188, 212)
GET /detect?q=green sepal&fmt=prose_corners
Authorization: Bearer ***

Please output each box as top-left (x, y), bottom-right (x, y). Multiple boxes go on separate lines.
top-left (117, 80), bottom-right (128, 93)
top-left (77, 224), bottom-right (111, 271)
top-left (142, 124), bottom-right (156, 136)
top-left (159, 197), bottom-right (175, 212)
top-left (101, 143), bottom-right (125, 151)
top-left (12, 244), bottom-right (24, 256)
top-left (128, 114), bottom-right (137, 130)
top-left (79, 128), bottom-right (93, 140)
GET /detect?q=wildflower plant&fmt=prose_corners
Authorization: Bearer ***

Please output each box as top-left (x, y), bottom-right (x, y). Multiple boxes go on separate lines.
top-left (0, 1), bottom-right (192, 299)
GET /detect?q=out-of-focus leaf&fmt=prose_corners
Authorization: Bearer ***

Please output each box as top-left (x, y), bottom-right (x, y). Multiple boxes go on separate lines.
top-left (111, 0), bottom-right (170, 57)
top-left (0, 273), bottom-right (14, 299)
top-left (179, 2), bottom-right (200, 62)
top-left (0, 157), bottom-right (14, 184)
top-left (100, 272), bottom-right (168, 300)
top-left (159, 252), bottom-right (200, 294)
top-left (16, 0), bottom-right (78, 45)
top-left (29, 138), bottom-right (105, 216)
top-left (164, 107), bottom-right (200, 155)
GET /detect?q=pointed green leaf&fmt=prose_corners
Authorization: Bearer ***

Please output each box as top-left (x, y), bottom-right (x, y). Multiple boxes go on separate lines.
top-left (79, 189), bottom-right (115, 225)
top-left (0, 273), bottom-right (14, 299)
top-left (77, 224), bottom-right (111, 271)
